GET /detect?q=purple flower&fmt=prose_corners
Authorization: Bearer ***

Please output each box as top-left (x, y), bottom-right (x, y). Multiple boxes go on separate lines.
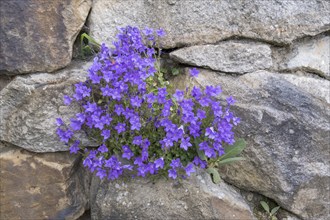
top-left (185, 163), bottom-right (195, 176)
top-left (233, 117), bottom-right (241, 125)
top-left (101, 85), bottom-right (112, 97)
top-left (133, 136), bottom-right (143, 146)
top-left (130, 96), bottom-right (142, 107)
top-left (193, 156), bottom-right (207, 169)
top-left (199, 96), bottom-right (211, 107)
top-left (73, 83), bottom-right (91, 100)
top-left (89, 70), bottom-right (102, 84)
top-left (214, 142), bottom-right (225, 156)
top-left (70, 119), bottom-right (83, 131)
top-left (168, 169), bottom-right (177, 179)
top-left (134, 157), bottom-right (143, 166)
top-left (84, 102), bottom-right (97, 113)
top-left (197, 109), bottom-right (206, 119)
top-left (142, 138), bottom-right (150, 148)
top-left (57, 128), bottom-right (73, 143)
top-left (110, 89), bottom-right (121, 101)
top-left (173, 89), bottom-right (184, 102)
top-left (56, 26), bottom-right (241, 182)
top-left (70, 140), bottom-right (80, 154)
top-left (205, 85), bottom-right (221, 97)
top-left (204, 147), bottom-right (216, 158)
top-left (101, 129), bottom-right (111, 140)
top-left (98, 144), bottom-right (108, 153)
top-left (103, 70), bottom-right (114, 83)
top-left (56, 118), bottom-right (64, 126)
top-left (180, 137), bottom-right (192, 151)
top-left (148, 162), bottom-right (156, 174)
top-left (83, 157), bottom-right (93, 168)
top-left (154, 158), bottom-right (164, 169)
top-left (63, 95), bottom-right (72, 105)
top-left (189, 122), bottom-right (201, 138)
top-left (226, 96), bottom-right (236, 105)
top-left (137, 164), bottom-right (148, 177)
top-left (123, 164), bottom-right (134, 171)
top-left (205, 127), bottom-right (216, 139)
top-left (162, 100), bottom-right (172, 117)
top-left (157, 88), bottom-right (167, 104)
top-left (160, 137), bottom-right (173, 149)
top-left (96, 168), bottom-right (107, 179)
top-left (115, 122), bottom-right (126, 134)
top-left (114, 104), bottom-right (124, 116)
top-left (170, 158), bottom-right (181, 169)
top-left (122, 145), bottom-right (134, 160)
top-left (190, 68), bottom-right (199, 77)
top-left (143, 27), bottom-right (153, 36)
top-left (94, 118), bottom-right (105, 130)
top-left (199, 141), bottom-right (209, 151)
top-left (191, 87), bottom-right (202, 100)
top-left (146, 93), bottom-right (156, 103)
top-left (76, 113), bottom-right (86, 122)
top-left (211, 101), bottom-right (223, 117)
top-left (141, 147), bottom-right (149, 161)
top-left (156, 28), bottom-right (166, 37)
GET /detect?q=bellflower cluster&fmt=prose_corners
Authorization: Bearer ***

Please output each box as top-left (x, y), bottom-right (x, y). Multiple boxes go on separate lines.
top-left (56, 26), bottom-right (241, 181)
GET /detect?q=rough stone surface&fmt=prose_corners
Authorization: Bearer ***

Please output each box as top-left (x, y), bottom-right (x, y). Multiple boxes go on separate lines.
top-left (0, 0), bottom-right (92, 74)
top-left (0, 142), bottom-right (91, 220)
top-left (0, 61), bottom-right (95, 152)
top-left (90, 169), bottom-right (255, 220)
top-left (88, 0), bottom-right (330, 48)
top-left (175, 69), bottom-right (330, 219)
top-left (170, 41), bottom-right (273, 74)
top-left (281, 35), bottom-right (330, 79)
top-left (0, 75), bottom-right (13, 91)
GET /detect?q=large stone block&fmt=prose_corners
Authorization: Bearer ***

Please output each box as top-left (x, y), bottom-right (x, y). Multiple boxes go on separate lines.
top-left (0, 0), bottom-right (92, 74)
top-left (280, 35), bottom-right (330, 79)
top-left (90, 169), bottom-right (255, 220)
top-left (88, 0), bottom-right (330, 48)
top-left (0, 142), bottom-right (91, 220)
top-left (170, 41), bottom-right (272, 74)
top-left (0, 61), bottom-right (94, 152)
top-left (175, 69), bottom-right (330, 219)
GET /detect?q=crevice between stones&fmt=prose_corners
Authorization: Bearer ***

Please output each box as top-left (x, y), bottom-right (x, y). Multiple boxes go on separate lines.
top-left (221, 178), bottom-right (302, 220)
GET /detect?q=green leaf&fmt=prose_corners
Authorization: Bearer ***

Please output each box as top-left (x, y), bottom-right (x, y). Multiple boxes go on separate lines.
top-left (260, 201), bottom-right (270, 213)
top-left (218, 157), bottom-right (245, 165)
top-left (206, 168), bottom-right (221, 184)
top-left (270, 206), bottom-right (280, 215)
top-left (197, 149), bottom-right (207, 161)
top-left (194, 139), bottom-right (207, 161)
top-left (221, 139), bottom-right (246, 161)
top-left (172, 68), bottom-right (179, 76)
top-left (81, 33), bottom-right (101, 47)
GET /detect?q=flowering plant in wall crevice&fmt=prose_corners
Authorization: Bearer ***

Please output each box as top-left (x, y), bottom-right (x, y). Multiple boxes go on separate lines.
top-left (56, 26), bottom-right (245, 183)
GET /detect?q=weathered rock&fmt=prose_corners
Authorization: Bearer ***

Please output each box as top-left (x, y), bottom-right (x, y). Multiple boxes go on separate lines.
top-left (0, 0), bottom-right (92, 74)
top-left (90, 169), bottom-right (255, 220)
top-left (0, 75), bottom-right (13, 91)
top-left (0, 142), bottom-right (91, 220)
top-left (176, 69), bottom-right (330, 219)
top-left (280, 35), bottom-right (330, 79)
top-left (0, 61), bottom-right (95, 152)
top-left (88, 0), bottom-right (330, 48)
top-left (170, 41), bottom-right (273, 74)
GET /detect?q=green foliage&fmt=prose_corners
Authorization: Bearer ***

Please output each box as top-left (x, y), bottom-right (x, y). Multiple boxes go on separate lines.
top-left (260, 201), bottom-right (280, 220)
top-left (80, 33), bottom-right (101, 58)
top-left (205, 139), bottom-right (246, 184)
top-left (206, 168), bottom-right (221, 184)
top-left (62, 27), bottom-right (248, 184)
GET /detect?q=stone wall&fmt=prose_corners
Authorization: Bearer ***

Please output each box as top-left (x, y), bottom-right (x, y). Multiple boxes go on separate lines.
top-left (0, 0), bottom-right (329, 219)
